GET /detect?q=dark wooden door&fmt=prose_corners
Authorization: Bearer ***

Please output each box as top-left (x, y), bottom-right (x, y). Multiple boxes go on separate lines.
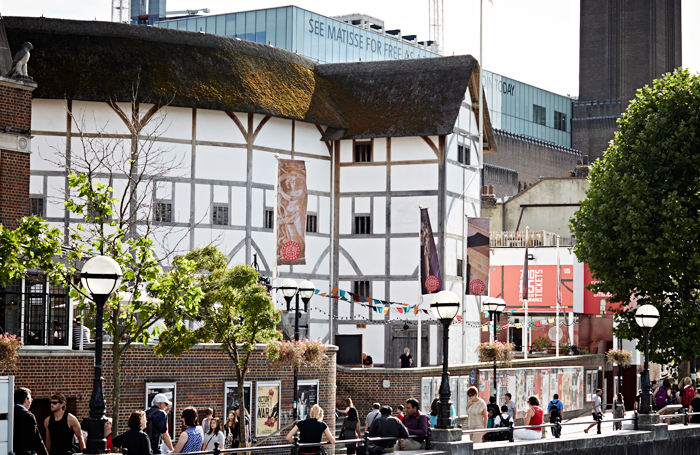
top-left (390, 324), bottom-right (428, 367)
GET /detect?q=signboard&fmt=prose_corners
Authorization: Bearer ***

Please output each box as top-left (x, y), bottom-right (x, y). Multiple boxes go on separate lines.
top-left (466, 218), bottom-right (490, 295)
top-left (277, 159), bottom-right (308, 265)
top-left (583, 264), bottom-right (617, 315)
top-left (296, 380), bottom-right (319, 421)
top-left (256, 381), bottom-right (281, 437)
top-left (489, 265), bottom-right (573, 312)
top-left (420, 377), bottom-right (432, 415)
top-left (224, 381), bottom-right (252, 417)
top-left (146, 382), bottom-right (176, 443)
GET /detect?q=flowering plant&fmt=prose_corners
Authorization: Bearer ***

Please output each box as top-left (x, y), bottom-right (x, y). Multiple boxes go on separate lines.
top-left (606, 349), bottom-right (632, 367)
top-left (476, 341), bottom-right (514, 366)
top-left (0, 333), bottom-right (23, 373)
top-left (265, 339), bottom-right (327, 369)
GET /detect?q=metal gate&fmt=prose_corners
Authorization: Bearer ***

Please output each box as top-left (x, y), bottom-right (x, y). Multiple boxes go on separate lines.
top-left (0, 375), bottom-right (14, 455)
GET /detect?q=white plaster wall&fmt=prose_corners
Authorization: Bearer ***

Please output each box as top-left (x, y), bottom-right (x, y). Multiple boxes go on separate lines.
top-left (339, 197), bottom-right (352, 235)
top-left (230, 187), bottom-right (246, 226)
top-left (390, 237), bottom-right (419, 276)
top-left (339, 239), bottom-right (385, 276)
top-left (46, 176), bottom-right (65, 218)
top-left (390, 195), bottom-right (439, 234)
top-left (339, 140), bottom-right (352, 163)
top-left (195, 146), bottom-right (247, 181)
top-left (306, 158), bottom-right (331, 193)
top-left (174, 182), bottom-right (191, 222)
top-left (196, 110), bottom-right (246, 143)
top-left (253, 116), bottom-right (291, 150)
top-left (213, 185), bottom-right (228, 203)
top-left (71, 101), bottom-right (131, 135)
top-left (31, 136), bottom-right (65, 171)
top-left (142, 105), bottom-right (192, 141)
top-left (252, 148), bottom-right (278, 186)
top-left (355, 197), bottom-right (370, 213)
top-left (373, 197), bottom-right (386, 235)
top-left (155, 181), bottom-right (172, 200)
top-left (391, 136), bottom-right (437, 161)
top-left (32, 99), bottom-right (69, 132)
top-left (318, 196), bottom-right (331, 235)
top-left (157, 143), bottom-right (191, 178)
top-left (391, 164), bottom-right (438, 192)
top-left (340, 166), bottom-right (385, 193)
top-left (251, 188), bottom-right (264, 228)
top-left (193, 184), bottom-right (210, 224)
top-left (295, 121), bottom-right (330, 157)
top-left (374, 138), bottom-right (387, 162)
top-left (29, 175), bottom-right (43, 194)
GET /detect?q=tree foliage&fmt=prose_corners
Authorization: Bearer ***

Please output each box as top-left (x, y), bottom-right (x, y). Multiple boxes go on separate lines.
top-left (155, 245), bottom-right (281, 447)
top-left (571, 69), bottom-right (700, 368)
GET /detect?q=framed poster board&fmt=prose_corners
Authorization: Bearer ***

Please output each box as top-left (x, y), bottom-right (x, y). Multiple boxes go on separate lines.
top-left (146, 382), bottom-right (176, 443)
top-left (459, 377), bottom-right (470, 417)
top-left (336, 334), bottom-right (363, 365)
top-left (297, 380), bottom-right (319, 421)
top-left (450, 376), bottom-right (459, 417)
top-left (256, 381), bottom-right (281, 437)
top-left (420, 377), bottom-right (433, 414)
top-left (224, 381), bottom-right (252, 417)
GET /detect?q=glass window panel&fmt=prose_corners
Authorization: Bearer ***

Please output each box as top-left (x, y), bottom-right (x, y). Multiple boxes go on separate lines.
top-left (236, 13), bottom-right (245, 39)
top-left (276, 8), bottom-right (287, 49)
top-left (206, 16), bottom-right (216, 33)
top-left (245, 11), bottom-right (255, 41)
top-left (266, 8), bottom-right (276, 46)
top-left (226, 14), bottom-right (236, 37)
top-left (216, 15), bottom-right (225, 35)
top-left (256, 9), bottom-right (266, 43)
top-left (196, 17), bottom-right (205, 33)
top-left (186, 19), bottom-right (196, 32)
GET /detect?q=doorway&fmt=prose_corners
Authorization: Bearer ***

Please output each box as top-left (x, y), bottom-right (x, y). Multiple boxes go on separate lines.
top-left (390, 324), bottom-right (428, 367)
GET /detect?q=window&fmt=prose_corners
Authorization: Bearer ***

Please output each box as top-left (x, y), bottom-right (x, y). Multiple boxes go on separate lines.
top-left (212, 206), bottom-right (229, 226)
top-left (352, 280), bottom-right (370, 297)
top-left (457, 259), bottom-right (463, 277)
top-left (554, 111), bottom-right (567, 131)
top-left (354, 215), bottom-right (371, 234)
top-left (457, 145), bottom-right (470, 165)
top-left (154, 202), bottom-right (172, 223)
top-left (306, 214), bottom-right (318, 233)
top-left (264, 209), bottom-right (274, 229)
top-left (533, 104), bottom-right (546, 126)
top-left (30, 197), bottom-right (44, 217)
top-left (354, 142), bottom-right (372, 163)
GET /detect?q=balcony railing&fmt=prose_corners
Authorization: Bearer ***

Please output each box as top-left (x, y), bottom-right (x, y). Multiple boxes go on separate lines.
top-left (490, 230), bottom-right (576, 247)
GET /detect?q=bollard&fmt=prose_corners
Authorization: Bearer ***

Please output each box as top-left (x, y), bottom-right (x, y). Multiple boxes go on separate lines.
top-left (597, 416), bottom-right (602, 435)
top-left (213, 441), bottom-right (220, 455)
top-left (508, 421), bottom-right (514, 443)
top-left (293, 433), bottom-right (300, 455)
top-left (364, 433), bottom-right (370, 455)
top-left (634, 411), bottom-right (639, 431)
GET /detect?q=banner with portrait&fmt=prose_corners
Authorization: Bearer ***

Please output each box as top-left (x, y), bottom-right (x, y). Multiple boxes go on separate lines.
top-left (256, 381), bottom-right (281, 436)
top-left (277, 159), bottom-right (307, 265)
top-left (296, 380), bottom-right (318, 421)
top-left (420, 208), bottom-right (442, 294)
top-left (466, 218), bottom-right (490, 295)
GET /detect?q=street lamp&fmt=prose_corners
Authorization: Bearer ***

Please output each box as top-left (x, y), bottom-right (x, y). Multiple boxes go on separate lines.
top-left (635, 304), bottom-right (660, 414)
top-left (483, 297), bottom-right (506, 401)
top-left (279, 278), bottom-right (315, 419)
top-left (431, 290), bottom-right (460, 429)
top-left (81, 256), bottom-right (122, 454)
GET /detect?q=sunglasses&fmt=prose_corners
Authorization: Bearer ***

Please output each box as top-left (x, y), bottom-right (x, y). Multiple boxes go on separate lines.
top-left (50, 401), bottom-right (60, 405)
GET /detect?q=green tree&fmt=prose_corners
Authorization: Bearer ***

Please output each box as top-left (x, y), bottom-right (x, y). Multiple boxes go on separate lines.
top-left (155, 245), bottom-right (281, 447)
top-left (571, 69), bottom-right (700, 368)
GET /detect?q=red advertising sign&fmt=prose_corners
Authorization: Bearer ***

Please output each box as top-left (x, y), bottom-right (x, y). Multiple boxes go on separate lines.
top-left (583, 264), bottom-right (618, 314)
top-left (489, 265), bottom-right (573, 312)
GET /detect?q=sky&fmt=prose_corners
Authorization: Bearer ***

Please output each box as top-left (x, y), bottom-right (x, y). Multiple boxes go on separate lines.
top-left (2, 0), bottom-right (698, 97)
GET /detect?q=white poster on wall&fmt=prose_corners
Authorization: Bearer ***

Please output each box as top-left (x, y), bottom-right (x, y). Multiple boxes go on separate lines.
top-left (421, 377), bottom-right (433, 415)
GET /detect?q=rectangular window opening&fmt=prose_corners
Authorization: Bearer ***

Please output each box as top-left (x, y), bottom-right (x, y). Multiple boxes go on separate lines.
top-left (554, 111), bottom-right (567, 132)
top-left (154, 202), bottom-right (172, 223)
top-left (264, 209), bottom-right (274, 230)
top-left (306, 214), bottom-right (318, 233)
top-left (533, 104), bottom-right (546, 126)
top-left (457, 145), bottom-right (470, 166)
top-left (30, 197), bottom-right (45, 217)
top-left (212, 206), bottom-right (229, 226)
top-left (457, 259), bottom-right (463, 277)
top-left (354, 142), bottom-right (372, 163)
top-left (354, 215), bottom-right (371, 235)
top-left (352, 280), bottom-right (370, 297)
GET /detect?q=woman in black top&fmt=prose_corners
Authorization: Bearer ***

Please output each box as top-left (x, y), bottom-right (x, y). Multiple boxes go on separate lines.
top-left (399, 347), bottom-right (413, 368)
top-left (286, 405), bottom-right (336, 455)
top-left (341, 407), bottom-right (361, 455)
top-left (113, 411), bottom-right (151, 455)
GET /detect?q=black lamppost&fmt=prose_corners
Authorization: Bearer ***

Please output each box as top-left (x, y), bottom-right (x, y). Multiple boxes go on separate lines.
top-left (279, 278), bottom-right (315, 419)
top-left (635, 304), bottom-right (660, 415)
top-left (483, 297), bottom-right (506, 400)
top-left (430, 290), bottom-right (460, 429)
top-left (81, 256), bottom-right (122, 454)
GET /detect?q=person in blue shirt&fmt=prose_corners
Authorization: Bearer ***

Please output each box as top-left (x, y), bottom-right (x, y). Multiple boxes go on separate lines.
top-left (547, 394), bottom-right (564, 436)
top-left (428, 398), bottom-right (456, 427)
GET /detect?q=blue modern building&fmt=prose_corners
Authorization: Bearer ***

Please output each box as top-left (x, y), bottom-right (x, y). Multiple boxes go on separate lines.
top-left (156, 5), bottom-right (573, 148)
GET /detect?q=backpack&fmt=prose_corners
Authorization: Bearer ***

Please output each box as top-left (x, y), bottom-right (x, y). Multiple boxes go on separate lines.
top-left (549, 400), bottom-right (561, 423)
top-left (655, 387), bottom-right (668, 409)
top-left (682, 385), bottom-right (694, 408)
top-left (145, 407), bottom-right (159, 448)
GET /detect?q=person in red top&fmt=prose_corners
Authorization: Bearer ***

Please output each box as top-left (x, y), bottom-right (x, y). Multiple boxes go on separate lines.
top-left (396, 405), bottom-right (405, 422)
top-left (514, 396), bottom-right (544, 440)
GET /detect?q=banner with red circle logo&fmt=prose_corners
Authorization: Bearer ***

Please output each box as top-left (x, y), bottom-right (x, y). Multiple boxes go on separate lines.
top-left (466, 217), bottom-right (490, 295)
top-left (277, 159), bottom-right (307, 265)
top-left (420, 208), bottom-right (442, 294)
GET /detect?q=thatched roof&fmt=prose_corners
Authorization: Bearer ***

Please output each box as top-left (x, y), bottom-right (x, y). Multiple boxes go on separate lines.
top-left (3, 16), bottom-right (496, 148)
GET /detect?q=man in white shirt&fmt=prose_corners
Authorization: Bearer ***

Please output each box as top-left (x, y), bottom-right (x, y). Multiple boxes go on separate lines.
top-left (584, 389), bottom-right (603, 433)
top-left (365, 403), bottom-right (381, 432)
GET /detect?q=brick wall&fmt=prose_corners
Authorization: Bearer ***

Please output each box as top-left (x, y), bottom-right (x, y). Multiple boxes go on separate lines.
top-left (0, 83), bottom-right (32, 131)
top-left (16, 344), bottom-right (337, 437)
top-left (0, 149), bottom-right (30, 228)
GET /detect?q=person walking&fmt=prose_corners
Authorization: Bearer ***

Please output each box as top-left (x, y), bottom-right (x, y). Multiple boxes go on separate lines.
top-left (365, 403), bottom-right (381, 433)
top-left (465, 387), bottom-right (487, 443)
top-left (44, 392), bottom-right (85, 455)
top-left (337, 398), bottom-right (353, 417)
top-left (231, 404), bottom-right (250, 448)
top-left (503, 393), bottom-right (517, 419)
top-left (202, 417), bottom-right (225, 451)
top-left (13, 387), bottom-right (48, 455)
top-left (369, 406), bottom-right (409, 452)
top-left (399, 348), bottom-right (413, 368)
top-left (340, 407), bottom-right (361, 455)
top-left (400, 398), bottom-right (428, 450)
top-left (201, 408), bottom-right (214, 434)
top-left (654, 379), bottom-right (671, 410)
top-left (285, 404), bottom-right (336, 455)
top-left (584, 388), bottom-right (603, 433)
top-left (547, 394), bottom-right (564, 436)
top-left (146, 393), bottom-right (174, 454)
top-left (223, 411), bottom-right (236, 449)
top-left (513, 396), bottom-right (544, 441)
top-left (173, 407), bottom-right (204, 454)
top-left (612, 394), bottom-right (625, 430)
top-left (112, 411), bottom-right (152, 455)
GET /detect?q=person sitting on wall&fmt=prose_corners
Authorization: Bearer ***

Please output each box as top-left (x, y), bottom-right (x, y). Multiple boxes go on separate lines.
top-left (369, 406), bottom-right (409, 453)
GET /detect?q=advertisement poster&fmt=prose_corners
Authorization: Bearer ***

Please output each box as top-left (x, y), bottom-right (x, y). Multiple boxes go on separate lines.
top-left (224, 381), bottom-right (252, 416)
top-left (421, 377), bottom-right (433, 415)
top-left (458, 377), bottom-right (470, 417)
top-left (277, 159), bottom-right (308, 265)
top-left (466, 218), bottom-right (490, 295)
top-left (450, 377), bottom-right (460, 414)
top-left (420, 208), bottom-right (442, 294)
top-left (296, 381), bottom-right (318, 421)
top-left (478, 367), bottom-right (584, 415)
top-left (256, 382), bottom-right (281, 436)
top-left (146, 383), bottom-right (175, 438)
top-left (489, 265), bottom-right (573, 311)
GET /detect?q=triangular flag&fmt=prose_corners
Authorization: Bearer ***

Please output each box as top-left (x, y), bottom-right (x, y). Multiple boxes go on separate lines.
top-left (318, 292), bottom-right (327, 297)
top-left (535, 321), bottom-right (542, 327)
top-left (331, 287), bottom-right (339, 294)
top-left (456, 315), bottom-right (462, 322)
top-left (482, 325), bottom-right (488, 332)
top-left (397, 308), bottom-right (404, 314)
top-left (501, 324), bottom-right (509, 330)
top-left (548, 318), bottom-right (555, 323)
top-left (384, 307), bottom-right (389, 314)
top-left (414, 306), bottom-right (420, 315)
top-left (515, 323), bottom-right (522, 329)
